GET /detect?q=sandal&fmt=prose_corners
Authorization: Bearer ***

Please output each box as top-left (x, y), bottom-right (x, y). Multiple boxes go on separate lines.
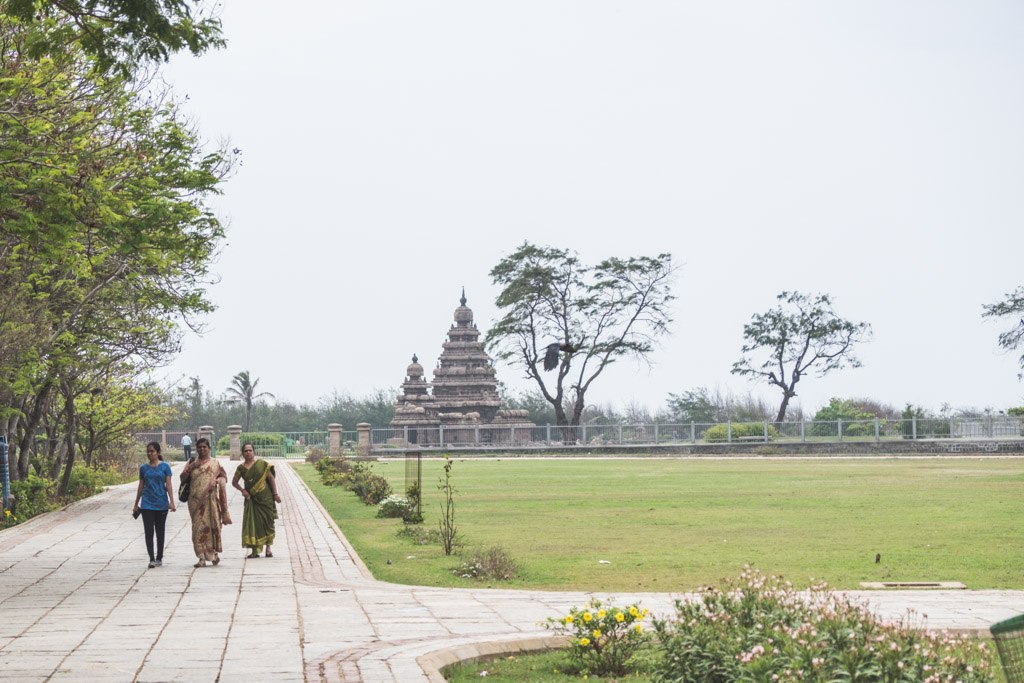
top-left (211, 555), bottom-right (220, 566)
top-left (265, 550), bottom-right (273, 558)
top-left (193, 560), bottom-right (207, 568)
top-left (247, 551), bottom-right (259, 559)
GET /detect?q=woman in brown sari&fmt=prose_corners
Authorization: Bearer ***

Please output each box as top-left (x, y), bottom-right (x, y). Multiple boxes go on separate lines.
top-left (180, 438), bottom-right (231, 567)
top-left (232, 443), bottom-right (282, 558)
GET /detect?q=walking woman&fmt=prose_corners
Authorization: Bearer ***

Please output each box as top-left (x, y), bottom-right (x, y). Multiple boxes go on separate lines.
top-left (133, 442), bottom-right (176, 568)
top-left (232, 443), bottom-right (282, 558)
top-left (179, 437), bottom-right (230, 567)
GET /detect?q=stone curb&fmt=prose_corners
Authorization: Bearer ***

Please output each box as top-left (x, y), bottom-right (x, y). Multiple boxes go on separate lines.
top-left (417, 634), bottom-right (570, 682)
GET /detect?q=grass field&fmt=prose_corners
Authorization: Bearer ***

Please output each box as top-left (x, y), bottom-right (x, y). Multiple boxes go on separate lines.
top-left (293, 457), bottom-right (1024, 591)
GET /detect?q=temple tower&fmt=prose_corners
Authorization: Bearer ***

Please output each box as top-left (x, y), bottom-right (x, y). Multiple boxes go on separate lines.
top-left (430, 289), bottom-right (503, 421)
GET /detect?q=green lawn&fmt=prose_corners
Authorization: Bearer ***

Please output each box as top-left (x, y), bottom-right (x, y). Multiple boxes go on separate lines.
top-left (294, 457), bottom-right (1024, 591)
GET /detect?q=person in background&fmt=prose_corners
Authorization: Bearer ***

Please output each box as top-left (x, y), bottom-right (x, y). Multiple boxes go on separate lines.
top-left (179, 437), bottom-right (230, 567)
top-left (181, 432), bottom-right (193, 461)
top-left (133, 441), bottom-right (176, 568)
top-left (232, 443), bottom-right (282, 558)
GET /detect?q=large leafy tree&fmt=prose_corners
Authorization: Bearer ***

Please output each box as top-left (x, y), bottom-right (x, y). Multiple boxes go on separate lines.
top-left (731, 291), bottom-right (872, 423)
top-left (982, 287), bottom-right (1024, 378)
top-left (485, 242), bottom-right (676, 427)
top-left (225, 371), bottom-right (274, 432)
top-left (0, 13), bottom-right (233, 486)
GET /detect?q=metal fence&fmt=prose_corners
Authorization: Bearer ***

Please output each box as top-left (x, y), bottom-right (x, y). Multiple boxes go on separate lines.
top-left (131, 430), bottom-right (354, 458)
top-left (370, 416), bottom-right (1024, 449)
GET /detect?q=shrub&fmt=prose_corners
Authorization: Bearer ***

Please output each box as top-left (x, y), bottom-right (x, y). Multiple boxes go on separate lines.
top-left (215, 432), bottom-right (285, 454)
top-left (305, 445), bottom-right (327, 464)
top-left (9, 473), bottom-right (55, 520)
top-left (652, 567), bottom-right (996, 683)
top-left (452, 546), bottom-right (518, 581)
top-left (546, 598), bottom-right (650, 677)
top-left (347, 462), bottom-right (391, 505)
top-left (376, 495), bottom-right (413, 519)
top-left (396, 525), bottom-right (443, 545)
top-left (62, 464), bottom-right (127, 501)
top-left (704, 422), bottom-right (778, 443)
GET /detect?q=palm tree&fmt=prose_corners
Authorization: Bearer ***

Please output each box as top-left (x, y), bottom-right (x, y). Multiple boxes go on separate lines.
top-left (225, 371), bottom-right (274, 431)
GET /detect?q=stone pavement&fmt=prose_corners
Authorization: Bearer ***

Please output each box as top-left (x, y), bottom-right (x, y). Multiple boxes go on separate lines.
top-left (0, 459), bottom-right (1020, 682)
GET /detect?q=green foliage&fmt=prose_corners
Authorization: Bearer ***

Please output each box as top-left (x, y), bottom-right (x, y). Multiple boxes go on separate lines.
top-left (732, 291), bottom-right (872, 422)
top-left (62, 464), bottom-right (124, 500)
top-left (396, 524), bottom-right (443, 546)
top-left (347, 462), bottom-right (392, 505)
top-left (486, 242), bottom-right (676, 426)
top-left (810, 398), bottom-right (877, 437)
top-left (1, 0), bottom-right (225, 76)
top-left (1008, 406), bottom-right (1024, 417)
top-left (215, 432), bottom-right (285, 453)
top-left (0, 11), bottom-right (234, 485)
top-left (313, 457), bottom-right (391, 504)
top-left (9, 473), bottom-right (55, 520)
top-left (224, 371), bottom-right (274, 432)
top-left (665, 387), bottom-right (775, 423)
top-left (652, 568), bottom-right (996, 683)
top-left (703, 422), bottom-right (777, 442)
top-left (547, 598), bottom-right (651, 677)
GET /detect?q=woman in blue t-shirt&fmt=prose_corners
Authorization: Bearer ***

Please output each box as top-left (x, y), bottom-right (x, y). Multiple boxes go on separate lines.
top-left (133, 441), bottom-right (177, 568)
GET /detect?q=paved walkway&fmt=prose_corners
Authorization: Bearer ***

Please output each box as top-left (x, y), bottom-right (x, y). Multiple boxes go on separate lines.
top-left (0, 459), bottom-right (1021, 682)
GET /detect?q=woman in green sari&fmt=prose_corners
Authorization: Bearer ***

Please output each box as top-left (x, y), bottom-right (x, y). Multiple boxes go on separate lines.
top-left (232, 443), bottom-right (282, 558)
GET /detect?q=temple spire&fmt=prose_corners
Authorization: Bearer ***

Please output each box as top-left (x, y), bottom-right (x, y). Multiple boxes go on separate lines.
top-left (460, 287), bottom-right (466, 306)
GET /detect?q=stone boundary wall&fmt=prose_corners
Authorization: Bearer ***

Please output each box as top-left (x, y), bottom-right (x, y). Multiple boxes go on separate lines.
top-left (374, 439), bottom-right (1024, 457)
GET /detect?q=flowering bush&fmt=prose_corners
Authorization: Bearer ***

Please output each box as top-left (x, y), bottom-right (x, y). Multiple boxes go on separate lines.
top-left (376, 495), bottom-right (413, 519)
top-left (652, 567), bottom-right (996, 682)
top-left (547, 598), bottom-right (650, 676)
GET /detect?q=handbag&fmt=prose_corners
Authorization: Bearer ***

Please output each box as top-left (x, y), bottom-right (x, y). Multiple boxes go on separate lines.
top-left (178, 477), bottom-right (190, 503)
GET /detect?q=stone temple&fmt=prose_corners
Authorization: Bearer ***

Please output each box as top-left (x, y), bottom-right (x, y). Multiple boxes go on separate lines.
top-left (390, 291), bottom-right (534, 445)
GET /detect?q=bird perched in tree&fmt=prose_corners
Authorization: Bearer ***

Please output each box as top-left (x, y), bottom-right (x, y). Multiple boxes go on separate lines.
top-left (542, 342), bottom-right (576, 371)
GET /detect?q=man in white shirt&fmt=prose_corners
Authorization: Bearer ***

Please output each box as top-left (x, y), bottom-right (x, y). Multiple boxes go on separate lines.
top-left (181, 433), bottom-right (193, 461)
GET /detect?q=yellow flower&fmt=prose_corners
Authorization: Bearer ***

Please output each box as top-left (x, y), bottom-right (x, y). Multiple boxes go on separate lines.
top-left (597, 609), bottom-right (606, 618)
top-left (564, 615), bottom-right (574, 624)
top-left (578, 637), bottom-right (591, 647)
top-left (634, 624), bottom-right (643, 634)
top-left (615, 612), bottom-right (625, 622)
top-left (3, 509), bottom-right (10, 517)
top-left (592, 629), bottom-right (602, 638)
top-left (582, 612), bottom-right (592, 622)
top-left (629, 606), bottom-right (640, 617)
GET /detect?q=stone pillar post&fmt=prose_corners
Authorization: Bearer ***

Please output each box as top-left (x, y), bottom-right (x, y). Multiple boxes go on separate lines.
top-left (198, 425), bottom-right (214, 453)
top-left (227, 425), bottom-right (242, 460)
top-left (327, 423), bottom-right (342, 458)
top-left (356, 423), bottom-right (371, 457)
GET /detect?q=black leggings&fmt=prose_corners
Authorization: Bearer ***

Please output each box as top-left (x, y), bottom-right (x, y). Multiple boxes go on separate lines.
top-left (141, 509), bottom-right (169, 561)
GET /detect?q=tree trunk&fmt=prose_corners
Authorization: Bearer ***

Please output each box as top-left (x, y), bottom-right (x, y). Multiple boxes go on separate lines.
top-left (775, 391), bottom-right (793, 423)
top-left (17, 382), bottom-right (52, 479)
top-left (59, 387), bottom-right (77, 497)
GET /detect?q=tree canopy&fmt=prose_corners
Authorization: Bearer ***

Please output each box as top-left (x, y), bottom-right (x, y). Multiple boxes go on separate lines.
top-left (731, 291), bottom-right (871, 423)
top-left (485, 242), bottom-right (676, 427)
top-left (1, 0), bottom-right (224, 75)
top-left (0, 10), bottom-right (233, 490)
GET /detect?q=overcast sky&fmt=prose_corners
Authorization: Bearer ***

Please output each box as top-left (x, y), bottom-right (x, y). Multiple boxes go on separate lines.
top-left (159, 1), bottom-right (1024, 418)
